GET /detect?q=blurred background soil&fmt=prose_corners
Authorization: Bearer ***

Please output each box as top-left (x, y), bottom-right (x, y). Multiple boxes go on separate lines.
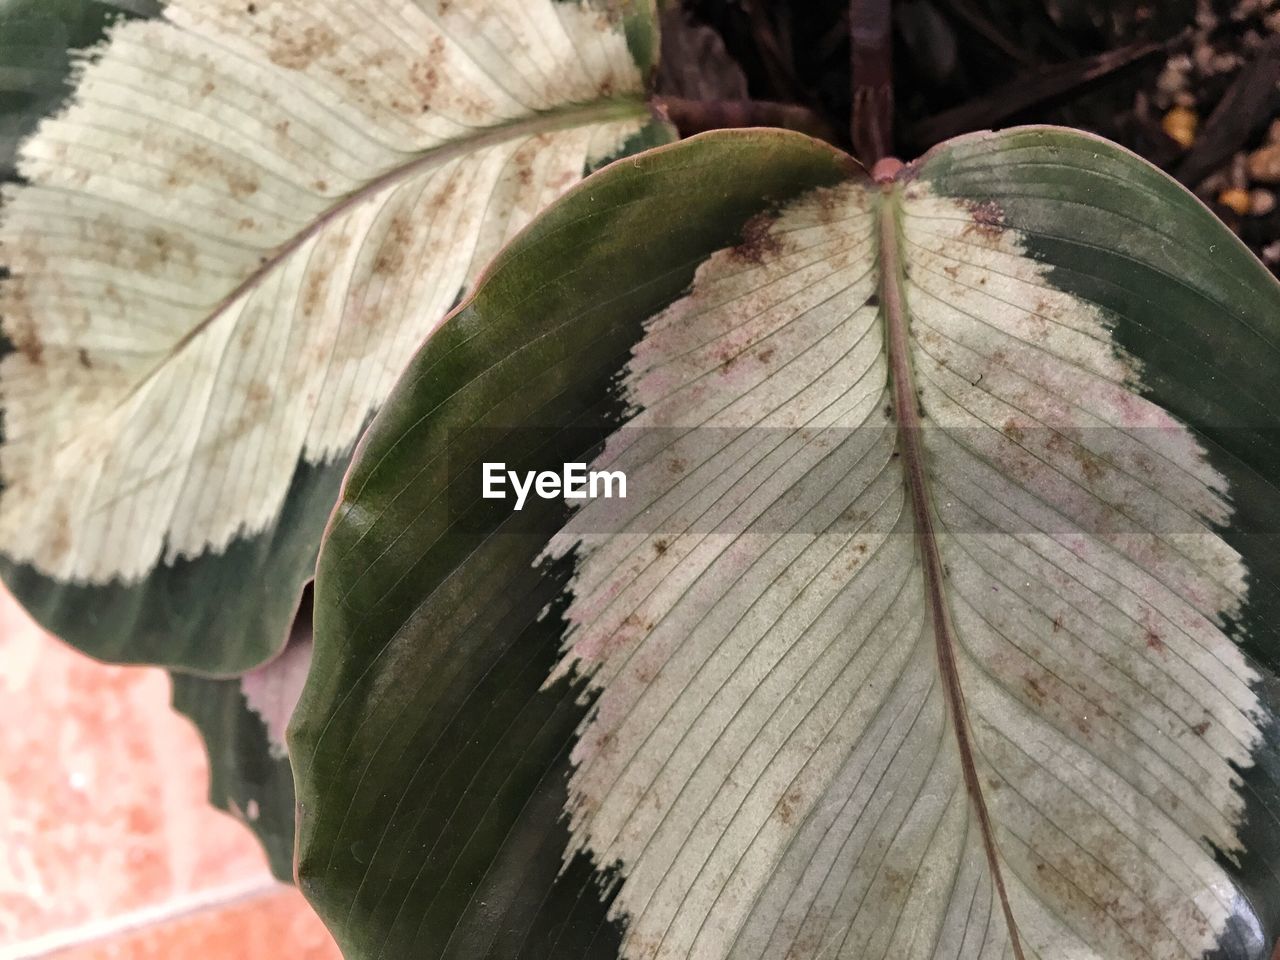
top-left (661, 0), bottom-right (1280, 275)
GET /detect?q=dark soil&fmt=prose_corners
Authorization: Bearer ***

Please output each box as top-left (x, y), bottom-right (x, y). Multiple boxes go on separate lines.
top-left (663, 0), bottom-right (1280, 276)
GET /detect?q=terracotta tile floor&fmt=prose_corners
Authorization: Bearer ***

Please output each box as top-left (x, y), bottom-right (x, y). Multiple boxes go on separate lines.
top-left (0, 589), bottom-right (341, 959)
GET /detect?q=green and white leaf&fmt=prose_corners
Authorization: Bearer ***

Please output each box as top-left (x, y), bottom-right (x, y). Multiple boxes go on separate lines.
top-left (0, 0), bottom-right (159, 177)
top-left (0, 0), bottom-right (667, 672)
top-left (294, 128), bottom-right (1280, 959)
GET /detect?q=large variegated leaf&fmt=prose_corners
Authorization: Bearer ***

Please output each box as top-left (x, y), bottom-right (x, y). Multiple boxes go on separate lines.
top-left (293, 128), bottom-right (1280, 959)
top-left (0, 0), bottom-right (667, 673)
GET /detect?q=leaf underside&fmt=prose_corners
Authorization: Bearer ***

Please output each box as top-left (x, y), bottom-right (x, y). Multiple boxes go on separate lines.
top-left (0, 0), bottom-right (667, 673)
top-left (294, 128), bottom-right (1280, 960)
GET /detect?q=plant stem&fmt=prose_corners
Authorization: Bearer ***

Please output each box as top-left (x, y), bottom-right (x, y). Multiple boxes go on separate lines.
top-left (746, 0), bottom-right (802, 101)
top-left (850, 0), bottom-right (893, 165)
top-left (653, 96), bottom-right (839, 146)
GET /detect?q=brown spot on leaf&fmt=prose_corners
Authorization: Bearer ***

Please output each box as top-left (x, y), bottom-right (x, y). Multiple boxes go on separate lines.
top-left (1145, 629), bottom-right (1166, 654)
top-left (813, 186), bottom-right (844, 223)
top-left (600, 611), bottom-right (657, 660)
top-left (401, 36), bottom-right (447, 114)
top-left (47, 508), bottom-right (72, 565)
top-left (226, 170), bottom-right (260, 200)
top-left (775, 786), bottom-right (805, 826)
top-left (1032, 297), bottom-right (1058, 322)
top-left (1023, 674), bottom-right (1048, 705)
top-left (179, 144), bottom-right (259, 200)
top-left (1075, 449), bottom-right (1105, 484)
top-left (268, 23), bottom-right (339, 70)
top-left (134, 227), bottom-right (175, 273)
top-left (730, 211), bottom-right (783, 265)
top-left (841, 508), bottom-right (870, 530)
top-left (434, 176), bottom-right (460, 208)
top-left (962, 198), bottom-right (1006, 239)
top-left (8, 317), bottom-right (44, 365)
top-left (409, 61), bottom-right (441, 105)
top-left (246, 381), bottom-right (272, 409)
top-left (881, 866), bottom-right (912, 899)
top-left (784, 933), bottom-right (825, 960)
top-left (1002, 418), bottom-right (1025, 443)
top-left (301, 269), bottom-right (327, 315)
top-left (373, 215), bottom-right (413, 276)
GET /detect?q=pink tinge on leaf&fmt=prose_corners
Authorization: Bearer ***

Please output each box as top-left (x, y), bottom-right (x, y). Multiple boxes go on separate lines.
top-left (240, 637), bottom-right (313, 759)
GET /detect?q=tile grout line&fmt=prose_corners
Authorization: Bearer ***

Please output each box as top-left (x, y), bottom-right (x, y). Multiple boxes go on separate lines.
top-left (1, 875), bottom-right (284, 959)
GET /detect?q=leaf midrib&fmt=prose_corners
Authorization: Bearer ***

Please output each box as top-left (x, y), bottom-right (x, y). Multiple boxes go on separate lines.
top-left (116, 96), bottom-right (652, 411)
top-left (877, 184), bottom-right (1028, 959)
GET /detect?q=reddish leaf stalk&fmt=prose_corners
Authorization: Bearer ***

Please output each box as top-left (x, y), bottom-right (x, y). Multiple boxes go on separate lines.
top-left (653, 96), bottom-right (839, 146)
top-left (850, 0), bottom-right (893, 166)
